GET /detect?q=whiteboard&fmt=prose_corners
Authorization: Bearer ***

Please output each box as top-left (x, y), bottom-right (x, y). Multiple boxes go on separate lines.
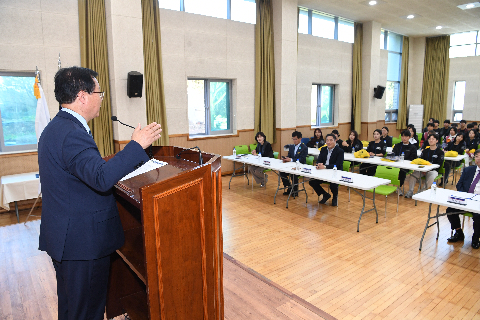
top-left (408, 105), bottom-right (424, 130)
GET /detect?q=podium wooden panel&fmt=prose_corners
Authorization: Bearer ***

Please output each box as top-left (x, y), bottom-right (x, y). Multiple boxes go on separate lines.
top-left (105, 146), bottom-right (223, 320)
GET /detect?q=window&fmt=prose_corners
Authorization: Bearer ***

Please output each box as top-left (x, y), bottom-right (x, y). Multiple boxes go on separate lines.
top-left (0, 72), bottom-right (38, 152)
top-left (382, 30), bottom-right (403, 122)
top-left (450, 31), bottom-right (479, 58)
top-left (159, 0), bottom-right (256, 24)
top-left (188, 79), bottom-right (232, 136)
top-left (452, 81), bottom-right (466, 121)
top-left (311, 84), bottom-right (334, 127)
top-left (298, 7), bottom-right (354, 43)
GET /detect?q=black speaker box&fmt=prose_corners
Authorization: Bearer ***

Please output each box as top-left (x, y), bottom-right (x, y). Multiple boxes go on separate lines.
top-left (373, 85), bottom-right (386, 99)
top-left (127, 71), bottom-right (143, 98)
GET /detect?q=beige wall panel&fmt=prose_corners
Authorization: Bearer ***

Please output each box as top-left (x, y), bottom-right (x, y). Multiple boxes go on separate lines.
top-left (448, 56), bottom-right (480, 121)
top-left (1, 0), bottom-right (41, 11)
top-left (162, 54), bottom-right (187, 84)
top-left (41, 12), bottom-right (79, 48)
top-left (0, 7), bottom-right (43, 46)
top-left (160, 30), bottom-right (186, 58)
top-left (407, 37), bottom-right (425, 107)
top-left (0, 154), bottom-right (39, 177)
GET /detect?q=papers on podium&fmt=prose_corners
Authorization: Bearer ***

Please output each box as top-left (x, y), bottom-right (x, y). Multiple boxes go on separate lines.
top-left (120, 159), bottom-right (168, 181)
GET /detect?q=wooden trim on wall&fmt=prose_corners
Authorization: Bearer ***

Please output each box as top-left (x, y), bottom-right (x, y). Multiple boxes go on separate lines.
top-left (296, 122), bottom-right (350, 129)
top-left (113, 140), bottom-right (131, 145)
top-left (276, 127), bottom-right (296, 131)
top-left (0, 151), bottom-right (38, 159)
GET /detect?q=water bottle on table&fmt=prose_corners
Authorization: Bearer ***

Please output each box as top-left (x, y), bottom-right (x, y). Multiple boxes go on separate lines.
top-left (431, 181), bottom-right (437, 195)
top-left (333, 165), bottom-right (337, 177)
top-left (233, 148), bottom-right (236, 157)
top-left (400, 152), bottom-right (404, 162)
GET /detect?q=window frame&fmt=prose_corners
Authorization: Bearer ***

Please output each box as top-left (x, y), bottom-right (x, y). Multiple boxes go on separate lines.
top-left (159, 0), bottom-right (256, 24)
top-left (449, 31), bottom-right (479, 58)
top-left (312, 84), bottom-right (335, 127)
top-left (0, 71), bottom-right (38, 153)
top-left (298, 7), bottom-right (354, 44)
top-left (452, 80), bottom-right (466, 121)
top-left (382, 30), bottom-right (403, 123)
top-left (188, 78), bottom-right (233, 137)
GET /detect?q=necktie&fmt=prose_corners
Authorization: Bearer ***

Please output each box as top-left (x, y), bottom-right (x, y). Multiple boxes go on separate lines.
top-left (468, 171), bottom-right (480, 193)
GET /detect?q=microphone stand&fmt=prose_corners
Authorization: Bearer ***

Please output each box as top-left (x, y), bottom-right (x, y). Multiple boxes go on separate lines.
top-left (175, 146), bottom-right (203, 166)
top-left (111, 116), bottom-right (154, 159)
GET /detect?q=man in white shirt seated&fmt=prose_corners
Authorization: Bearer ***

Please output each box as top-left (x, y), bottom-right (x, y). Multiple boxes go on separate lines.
top-left (446, 149), bottom-right (480, 249)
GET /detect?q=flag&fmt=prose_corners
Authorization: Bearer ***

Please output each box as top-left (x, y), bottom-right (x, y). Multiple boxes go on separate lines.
top-left (34, 75), bottom-right (50, 195)
top-left (34, 76), bottom-right (50, 143)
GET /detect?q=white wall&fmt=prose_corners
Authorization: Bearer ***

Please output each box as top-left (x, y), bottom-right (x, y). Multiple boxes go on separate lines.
top-left (159, 9), bottom-right (255, 135)
top-left (0, 0), bottom-right (80, 119)
top-left (447, 56), bottom-right (480, 121)
top-left (296, 34), bottom-right (353, 126)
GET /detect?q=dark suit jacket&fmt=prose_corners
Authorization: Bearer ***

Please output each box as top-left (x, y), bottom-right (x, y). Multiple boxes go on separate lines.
top-left (456, 165), bottom-right (479, 193)
top-left (287, 143), bottom-right (308, 164)
top-left (318, 145), bottom-right (344, 170)
top-left (255, 141), bottom-right (274, 158)
top-left (38, 110), bottom-right (149, 261)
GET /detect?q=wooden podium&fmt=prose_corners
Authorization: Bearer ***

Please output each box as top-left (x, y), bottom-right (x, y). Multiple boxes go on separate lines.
top-left (105, 146), bottom-right (223, 320)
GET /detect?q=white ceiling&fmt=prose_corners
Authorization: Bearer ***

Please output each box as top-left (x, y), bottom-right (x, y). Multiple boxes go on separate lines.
top-left (297, 0), bottom-right (480, 37)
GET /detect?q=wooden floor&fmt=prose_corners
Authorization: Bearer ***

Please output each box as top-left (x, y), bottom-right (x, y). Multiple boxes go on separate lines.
top-left (0, 206), bottom-right (331, 319)
top-left (2, 173), bottom-right (480, 319)
top-left (223, 174), bottom-right (480, 320)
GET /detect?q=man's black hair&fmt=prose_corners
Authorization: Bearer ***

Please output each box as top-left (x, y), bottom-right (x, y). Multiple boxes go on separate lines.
top-left (467, 123), bottom-right (474, 129)
top-left (444, 119), bottom-right (450, 124)
top-left (401, 129), bottom-right (411, 137)
top-left (325, 133), bottom-right (336, 141)
top-left (292, 131), bottom-right (302, 139)
top-left (54, 66), bottom-right (98, 105)
top-left (427, 122), bottom-right (434, 127)
top-left (460, 120), bottom-right (467, 124)
top-left (382, 126), bottom-right (389, 132)
top-left (433, 120), bottom-right (440, 124)
top-left (427, 133), bottom-right (439, 141)
top-left (450, 127), bottom-right (458, 134)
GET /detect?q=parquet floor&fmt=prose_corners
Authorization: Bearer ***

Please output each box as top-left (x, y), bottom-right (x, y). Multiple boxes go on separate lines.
top-left (1, 173), bottom-right (480, 319)
top-left (223, 174), bottom-right (480, 320)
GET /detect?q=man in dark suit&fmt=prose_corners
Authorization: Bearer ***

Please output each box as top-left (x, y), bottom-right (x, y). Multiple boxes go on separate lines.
top-left (38, 67), bottom-right (163, 320)
top-left (281, 131), bottom-right (308, 195)
top-left (309, 134), bottom-right (344, 206)
top-left (445, 149), bottom-right (480, 249)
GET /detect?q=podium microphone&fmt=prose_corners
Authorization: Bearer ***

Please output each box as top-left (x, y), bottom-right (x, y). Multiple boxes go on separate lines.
top-left (176, 146), bottom-right (203, 165)
top-left (111, 116), bottom-right (135, 129)
top-left (111, 116), bottom-right (153, 159)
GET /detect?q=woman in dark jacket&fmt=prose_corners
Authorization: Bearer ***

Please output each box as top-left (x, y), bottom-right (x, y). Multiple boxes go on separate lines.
top-left (443, 133), bottom-right (466, 185)
top-left (250, 131), bottom-right (274, 187)
top-left (307, 128), bottom-right (325, 148)
top-left (341, 130), bottom-right (363, 153)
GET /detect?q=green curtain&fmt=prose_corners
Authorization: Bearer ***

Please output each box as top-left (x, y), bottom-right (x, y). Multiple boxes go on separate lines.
top-left (254, 0), bottom-right (276, 143)
top-left (352, 22), bottom-right (362, 134)
top-left (397, 36), bottom-right (409, 130)
top-left (78, 0), bottom-right (114, 157)
top-left (141, 0), bottom-right (169, 146)
top-left (421, 35), bottom-right (450, 127)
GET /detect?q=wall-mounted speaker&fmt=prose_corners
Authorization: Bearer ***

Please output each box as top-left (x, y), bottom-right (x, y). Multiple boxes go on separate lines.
top-left (127, 71), bottom-right (143, 98)
top-left (373, 85), bottom-right (386, 99)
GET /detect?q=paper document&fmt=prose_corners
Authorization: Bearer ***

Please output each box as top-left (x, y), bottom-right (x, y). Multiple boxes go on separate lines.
top-left (120, 159), bottom-right (168, 181)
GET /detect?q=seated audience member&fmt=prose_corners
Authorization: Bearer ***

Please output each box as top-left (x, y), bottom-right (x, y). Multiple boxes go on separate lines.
top-left (392, 130), bottom-right (418, 189)
top-left (381, 126), bottom-right (393, 147)
top-left (307, 128), bottom-right (325, 148)
top-left (360, 129), bottom-right (387, 176)
top-left (280, 131), bottom-right (307, 196)
top-left (331, 129), bottom-right (343, 147)
top-left (445, 149), bottom-right (480, 249)
top-left (408, 126), bottom-right (419, 149)
top-left (341, 130), bottom-right (363, 153)
top-left (249, 131), bottom-right (274, 187)
top-left (451, 123), bottom-right (458, 128)
top-left (472, 122), bottom-right (479, 137)
top-left (458, 119), bottom-right (468, 137)
top-left (440, 119), bottom-right (451, 138)
top-left (465, 129), bottom-right (480, 161)
top-left (422, 123), bottom-right (435, 146)
top-left (433, 120), bottom-right (441, 134)
top-left (404, 133), bottom-right (444, 198)
top-left (423, 118), bottom-right (435, 132)
top-left (445, 127), bottom-right (457, 144)
top-left (443, 133), bottom-right (466, 185)
top-left (309, 134), bottom-right (344, 206)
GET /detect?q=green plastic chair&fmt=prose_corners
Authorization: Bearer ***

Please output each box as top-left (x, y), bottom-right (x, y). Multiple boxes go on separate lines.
top-left (392, 137), bottom-right (402, 145)
top-left (229, 145), bottom-right (250, 189)
top-left (417, 133), bottom-right (423, 142)
top-left (367, 166), bottom-right (400, 217)
top-left (453, 151), bottom-right (466, 185)
top-left (249, 143), bottom-right (257, 153)
top-left (306, 156), bottom-right (314, 166)
top-left (273, 152), bottom-right (279, 159)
